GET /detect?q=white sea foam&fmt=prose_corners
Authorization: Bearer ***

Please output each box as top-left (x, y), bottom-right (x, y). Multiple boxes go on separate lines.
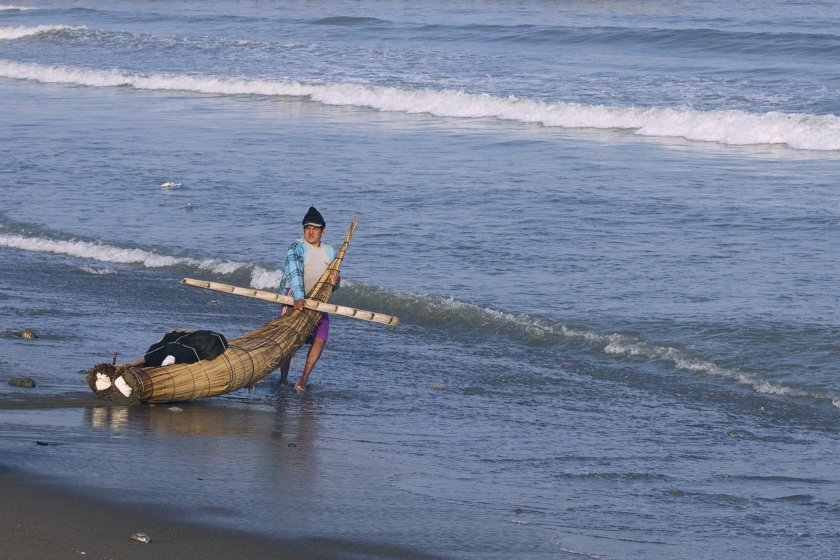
top-left (0, 233), bottom-right (251, 275)
top-left (0, 25), bottom-right (79, 40)
top-left (0, 59), bottom-right (838, 151)
top-left (395, 292), bottom-right (839, 407)
top-left (0, 5), bottom-right (33, 11)
top-left (77, 264), bottom-right (118, 275)
top-left (576, 327), bottom-right (836, 405)
top-left (250, 265), bottom-right (281, 290)
top-left (4, 226), bottom-right (836, 407)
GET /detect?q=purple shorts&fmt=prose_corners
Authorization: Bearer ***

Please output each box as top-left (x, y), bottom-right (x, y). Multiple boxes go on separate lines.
top-left (307, 313), bottom-right (330, 344)
top-left (281, 288), bottom-right (329, 344)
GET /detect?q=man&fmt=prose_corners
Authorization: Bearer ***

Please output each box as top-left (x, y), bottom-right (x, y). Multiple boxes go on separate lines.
top-left (278, 206), bottom-right (340, 391)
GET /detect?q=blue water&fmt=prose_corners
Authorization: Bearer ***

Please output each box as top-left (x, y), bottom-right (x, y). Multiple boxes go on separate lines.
top-left (2, 2), bottom-right (840, 558)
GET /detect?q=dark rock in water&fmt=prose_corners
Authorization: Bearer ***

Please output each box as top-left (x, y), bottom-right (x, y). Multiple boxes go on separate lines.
top-left (9, 377), bottom-right (36, 388)
top-left (19, 328), bottom-right (37, 340)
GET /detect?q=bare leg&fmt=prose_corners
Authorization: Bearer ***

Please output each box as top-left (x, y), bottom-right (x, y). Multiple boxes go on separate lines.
top-left (278, 303), bottom-right (292, 385)
top-left (294, 338), bottom-right (326, 392)
top-left (279, 355), bottom-right (292, 385)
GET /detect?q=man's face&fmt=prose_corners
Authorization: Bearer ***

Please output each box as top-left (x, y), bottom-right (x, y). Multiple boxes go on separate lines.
top-left (303, 225), bottom-right (324, 245)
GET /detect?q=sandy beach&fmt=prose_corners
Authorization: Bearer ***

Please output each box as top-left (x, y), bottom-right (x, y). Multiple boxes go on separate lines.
top-left (0, 463), bottom-right (444, 560)
top-left (0, 465), bottom-right (313, 560)
top-left (0, 393), bottom-right (442, 560)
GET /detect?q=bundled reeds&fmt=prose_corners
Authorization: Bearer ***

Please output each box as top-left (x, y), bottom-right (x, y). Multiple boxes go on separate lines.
top-left (86, 220), bottom-right (357, 404)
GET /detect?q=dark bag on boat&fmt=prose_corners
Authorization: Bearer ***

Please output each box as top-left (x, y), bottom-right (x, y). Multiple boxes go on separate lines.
top-left (144, 330), bottom-right (228, 367)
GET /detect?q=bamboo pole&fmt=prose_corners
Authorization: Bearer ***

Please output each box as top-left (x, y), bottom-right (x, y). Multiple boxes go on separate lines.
top-left (181, 277), bottom-right (400, 327)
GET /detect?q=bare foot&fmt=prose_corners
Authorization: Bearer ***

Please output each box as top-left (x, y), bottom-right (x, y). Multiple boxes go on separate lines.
top-left (294, 382), bottom-right (306, 392)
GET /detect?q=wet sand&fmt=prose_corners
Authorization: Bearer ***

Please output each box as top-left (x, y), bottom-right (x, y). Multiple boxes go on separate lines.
top-left (0, 466), bottom-right (313, 560)
top-left (0, 392), bottom-right (442, 560)
top-left (0, 465), bottom-right (443, 560)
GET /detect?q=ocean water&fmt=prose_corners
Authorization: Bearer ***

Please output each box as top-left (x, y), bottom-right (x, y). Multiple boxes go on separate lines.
top-left (2, 1), bottom-right (840, 558)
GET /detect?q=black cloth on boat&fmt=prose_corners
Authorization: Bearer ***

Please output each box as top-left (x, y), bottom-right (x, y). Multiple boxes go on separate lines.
top-left (144, 330), bottom-right (228, 367)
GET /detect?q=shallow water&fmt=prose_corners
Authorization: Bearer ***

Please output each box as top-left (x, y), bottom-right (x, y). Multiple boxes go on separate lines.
top-left (2, 1), bottom-right (840, 558)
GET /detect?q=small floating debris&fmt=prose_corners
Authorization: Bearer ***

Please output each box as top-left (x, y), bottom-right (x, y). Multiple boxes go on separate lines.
top-left (160, 181), bottom-right (182, 189)
top-left (168, 406), bottom-right (183, 413)
top-left (9, 377), bottom-right (36, 388)
top-left (185, 200), bottom-right (193, 211)
top-left (18, 328), bottom-right (37, 340)
top-left (430, 383), bottom-right (445, 390)
top-left (130, 532), bottom-right (151, 544)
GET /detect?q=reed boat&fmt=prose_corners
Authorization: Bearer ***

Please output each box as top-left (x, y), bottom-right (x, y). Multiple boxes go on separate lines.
top-left (86, 220), bottom-right (385, 404)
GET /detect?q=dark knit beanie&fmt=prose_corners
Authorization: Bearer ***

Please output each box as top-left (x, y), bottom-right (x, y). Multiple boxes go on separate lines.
top-left (302, 206), bottom-right (325, 228)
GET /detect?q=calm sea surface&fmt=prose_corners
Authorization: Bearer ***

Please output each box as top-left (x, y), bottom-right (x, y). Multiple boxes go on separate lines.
top-left (2, 2), bottom-right (840, 558)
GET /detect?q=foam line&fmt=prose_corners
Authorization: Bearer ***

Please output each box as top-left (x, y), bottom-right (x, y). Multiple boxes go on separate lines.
top-left (0, 233), bottom-right (248, 275)
top-left (0, 60), bottom-right (838, 151)
top-left (358, 287), bottom-right (840, 408)
top-left (2, 229), bottom-right (836, 408)
top-left (0, 25), bottom-right (80, 40)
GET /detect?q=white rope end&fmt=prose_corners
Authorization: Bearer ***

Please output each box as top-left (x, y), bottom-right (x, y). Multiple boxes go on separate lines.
top-left (95, 372), bottom-right (112, 391)
top-left (114, 376), bottom-right (132, 397)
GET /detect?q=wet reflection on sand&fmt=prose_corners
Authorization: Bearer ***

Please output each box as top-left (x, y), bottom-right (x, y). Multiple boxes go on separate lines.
top-left (78, 391), bottom-right (324, 532)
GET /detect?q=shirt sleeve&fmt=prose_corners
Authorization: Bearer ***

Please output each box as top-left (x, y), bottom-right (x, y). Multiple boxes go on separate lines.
top-left (282, 241), bottom-right (307, 300)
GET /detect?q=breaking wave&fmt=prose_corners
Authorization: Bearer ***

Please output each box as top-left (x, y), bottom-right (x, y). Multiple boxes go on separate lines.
top-left (3, 229), bottom-right (836, 408)
top-left (0, 233), bottom-right (251, 277)
top-left (0, 25), bottom-right (80, 40)
top-left (77, 264), bottom-right (118, 275)
top-left (598, 331), bottom-right (829, 400)
top-left (342, 283), bottom-right (840, 409)
top-left (0, 229), bottom-right (281, 293)
top-left (0, 59), bottom-right (838, 151)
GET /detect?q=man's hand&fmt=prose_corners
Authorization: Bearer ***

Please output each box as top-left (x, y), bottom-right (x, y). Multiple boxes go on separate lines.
top-left (293, 299), bottom-right (305, 311)
top-left (330, 271), bottom-right (340, 286)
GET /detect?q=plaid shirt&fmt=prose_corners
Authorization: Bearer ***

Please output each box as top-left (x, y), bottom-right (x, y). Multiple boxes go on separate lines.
top-left (279, 240), bottom-right (337, 301)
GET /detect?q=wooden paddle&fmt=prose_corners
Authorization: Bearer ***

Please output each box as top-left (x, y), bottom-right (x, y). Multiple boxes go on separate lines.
top-left (181, 278), bottom-right (400, 327)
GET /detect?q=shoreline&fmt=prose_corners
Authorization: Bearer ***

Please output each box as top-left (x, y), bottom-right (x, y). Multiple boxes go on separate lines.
top-left (0, 390), bottom-right (444, 560)
top-left (0, 465), bottom-right (443, 560)
top-left (0, 465), bottom-right (312, 560)
top-left (0, 391), bottom-right (102, 410)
